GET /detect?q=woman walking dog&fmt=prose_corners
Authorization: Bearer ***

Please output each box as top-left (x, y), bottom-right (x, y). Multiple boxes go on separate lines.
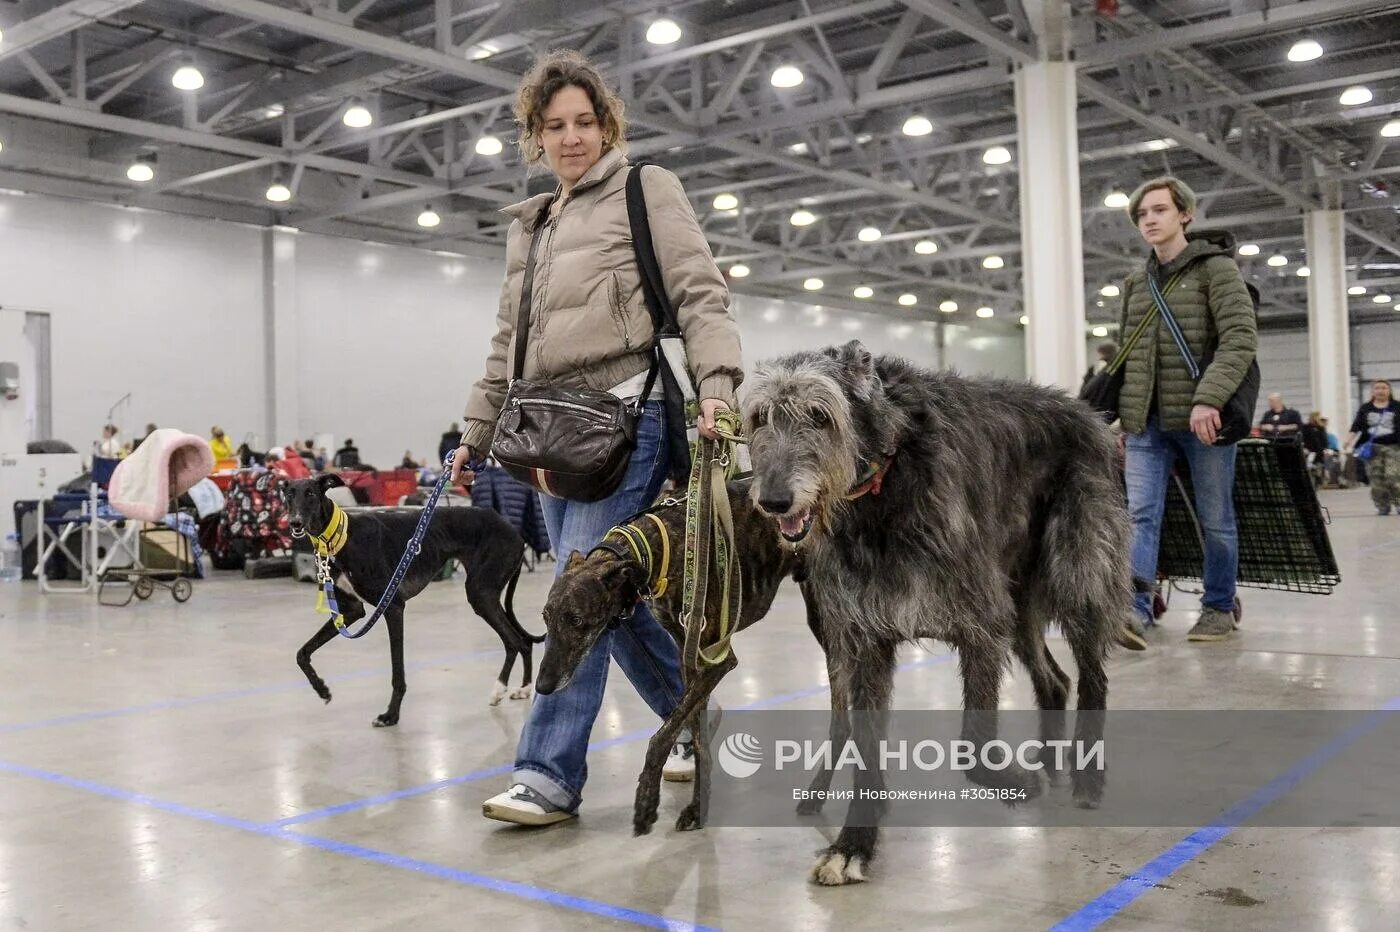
top-left (449, 50), bottom-right (743, 825)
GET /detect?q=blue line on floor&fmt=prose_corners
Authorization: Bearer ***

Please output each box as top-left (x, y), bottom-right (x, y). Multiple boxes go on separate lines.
top-left (274, 653), bottom-right (955, 828)
top-left (0, 648), bottom-right (501, 735)
top-left (0, 758), bottom-right (713, 932)
top-left (1049, 695), bottom-right (1400, 931)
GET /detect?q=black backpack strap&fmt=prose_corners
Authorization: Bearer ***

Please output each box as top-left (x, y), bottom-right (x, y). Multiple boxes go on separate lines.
top-left (625, 162), bottom-right (681, 339)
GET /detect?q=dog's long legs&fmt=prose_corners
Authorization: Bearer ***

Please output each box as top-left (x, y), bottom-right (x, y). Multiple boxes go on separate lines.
top-left (958, 635), bottom-right (1042, 801)
top-left (811, 639), bottom-right (896, 887)
top-left (1066, 610), bottom-right (1110, 809)
top-left (1011, 616), bottom-right (1071, 778)
top-left (797, 586), bottom-right (851, 814)
top-left (466, 577), bottom-right (529, 705)
top-left (675, 654), bottom-right (738, 833)
top-left (634, 657), bottom-right (735, 837)
top-left (374, 603), bottom-right (407, 727)
top-left (296, 587), bottom-right (363, 704)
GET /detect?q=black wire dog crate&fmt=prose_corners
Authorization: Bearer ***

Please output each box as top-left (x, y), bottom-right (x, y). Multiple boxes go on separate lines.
top-left (1158, 440), bottom-right (1341, 595)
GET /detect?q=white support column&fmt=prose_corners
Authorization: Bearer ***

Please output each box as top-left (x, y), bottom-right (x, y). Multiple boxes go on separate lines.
top-left (262, 227), bottom-right (301, 448)
top-left (1015, 58), bottom-right (1087, 392)
top-left (1304, 209), bottom-right (1352, 430)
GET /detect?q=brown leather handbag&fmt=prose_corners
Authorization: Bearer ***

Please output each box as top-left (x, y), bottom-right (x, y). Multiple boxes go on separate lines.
top-left (491, 201), bottom-right (660, 502)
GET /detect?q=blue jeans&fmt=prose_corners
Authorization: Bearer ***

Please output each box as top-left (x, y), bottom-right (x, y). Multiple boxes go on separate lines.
top-left (1125, 416), bottom-right (1239, 623)
top-left (513, 401), bottom-right (683, 811)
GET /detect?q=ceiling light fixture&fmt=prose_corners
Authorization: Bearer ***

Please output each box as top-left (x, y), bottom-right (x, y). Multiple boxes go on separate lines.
top-left (1348, 285), bottom-right (1367, 295)
top-left (1287, 39), bottom-right (1323, 63)
top-left (914, 239), bottom-right (938, 255)
top-left (1339, 86), bottom-right (1373, 106)
top-left (789, 209), bottom-right (816, 226)
top-left (1019, 315), bottom-right (1029, 326)
top-left (171, 59), bottom-right (204, 91)
top-left (712, 192), bottom-right (739, 211)
top-left (1382, 119), bottom-right (1400, 138)
top-left (898, 293), bottom-right (917, 307)
top-left (468, 42), bottom-right (499, 60)
top-left (417, 206), bottom-right (441, 228)
top-left (1100, 284), bottom-right (1120, 297)
top-left (646, 18), bottom-right (682, 45)
top-left (728, 263), bottom-right (750, 278)
top-left (803, 277), bottom-right (824, 291)
top-left (475, 135), bottom-right (503, 156)
top-left (902, 115), bottom-right (933, 137)
top-left (853, 286), bottom-right (874, 299)
top-left (125, 156), bottom-right (155, 183)
top-left (264, 103), bottom-right (285, 119)
top-left (1296, 266), bottom-right (1311, 277)
top-left (982, 145), bottom-right (1012, 165)
top-left (1267, 254), bottom-right (1288, 267)
top-left (1092, 326), bottom-right (1109, 337)
top-left (1373, 294), bottom-right (1392, 304)
top-left (1238, 243), bottom-right (1261, 256)
top-left (1103, 190), bottom-right (1130, 209)
top-left (858, 226), bottom-right (882, 242)
top-left (343, 101), bottom-right (373, 128)
top-left (976, 306), bottom-right (994, 318)
top-left (266, 181), bottom-right (291, 203)
top-left (939, 300), bottom-right (958, 313)
top-left (770, 65), bottom-right (804, 89)
top-left (982, 255), bottom-right (1005, 269)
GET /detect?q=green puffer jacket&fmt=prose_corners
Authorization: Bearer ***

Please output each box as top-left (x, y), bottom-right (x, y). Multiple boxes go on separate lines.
top-left (1116, 229), bottom-right (1258, 434)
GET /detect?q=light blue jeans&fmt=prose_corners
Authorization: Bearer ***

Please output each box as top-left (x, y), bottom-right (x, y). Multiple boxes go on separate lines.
top-left (1125, 416), bottom-right (1239, 624)
top-left (513, 401), bottom-right (683, 811)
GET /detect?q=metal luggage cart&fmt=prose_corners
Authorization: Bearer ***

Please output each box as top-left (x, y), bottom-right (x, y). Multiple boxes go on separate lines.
top-left (98, 518), bottom-right (197, 606)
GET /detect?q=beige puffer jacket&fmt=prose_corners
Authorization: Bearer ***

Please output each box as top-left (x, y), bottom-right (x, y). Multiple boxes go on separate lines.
top-left (461, 148), bottom-right (743, 454)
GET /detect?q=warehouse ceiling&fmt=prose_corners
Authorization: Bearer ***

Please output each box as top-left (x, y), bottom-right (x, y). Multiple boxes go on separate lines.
top-left (1, 0), bottom-right (1398, 331)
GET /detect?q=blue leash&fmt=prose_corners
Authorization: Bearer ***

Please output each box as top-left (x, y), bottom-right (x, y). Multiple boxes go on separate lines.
top-left (326, 450), bottom-right (463, 640)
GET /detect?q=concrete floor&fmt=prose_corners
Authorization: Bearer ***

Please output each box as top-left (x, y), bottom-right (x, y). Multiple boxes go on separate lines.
top-left (1, 487), bottom-right (1398, 931)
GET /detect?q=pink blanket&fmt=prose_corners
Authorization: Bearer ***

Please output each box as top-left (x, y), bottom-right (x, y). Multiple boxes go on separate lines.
top-left (109, 428), bottom-right (215, 522)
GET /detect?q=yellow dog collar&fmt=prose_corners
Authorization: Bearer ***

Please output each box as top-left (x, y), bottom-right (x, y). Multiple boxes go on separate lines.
top-left (313, 502), bottom-right (349, 557)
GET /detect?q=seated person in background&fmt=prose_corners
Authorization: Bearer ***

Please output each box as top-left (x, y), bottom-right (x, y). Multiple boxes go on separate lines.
top-left (209, 426), bottom-right (235, 461)
top-left (1259, 393), bottom-right (1302, 443)
top-left (314, 447), bottom-right (329, 471)
top-left (333, 439), bottom-right (361, 469)
top-left (401, 450), bottom-right (420, 469)
top-left (1302, 411), bottom-right (1342, 488)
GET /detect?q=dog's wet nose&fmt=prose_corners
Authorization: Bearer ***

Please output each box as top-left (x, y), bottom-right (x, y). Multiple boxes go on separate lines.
top-left (758, 496), bottom-right (793, 516)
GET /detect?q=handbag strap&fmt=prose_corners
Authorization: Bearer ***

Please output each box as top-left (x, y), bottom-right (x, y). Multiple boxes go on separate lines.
top-left (1146, 263), bottom-right (1201, 381)
top-left (511, 202), bottom-right (553, 382)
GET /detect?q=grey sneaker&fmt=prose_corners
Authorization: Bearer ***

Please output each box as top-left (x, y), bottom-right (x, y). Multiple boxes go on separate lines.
top-left (1116, 614), bottom-right (1149, 651)
top-left (482, 783), bottom-right (575, 826)
top-left (1187, 607), bottom-right (1235, 642)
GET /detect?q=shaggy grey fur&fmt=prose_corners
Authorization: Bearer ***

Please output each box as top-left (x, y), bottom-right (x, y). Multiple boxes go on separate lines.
top-left (744, 341), bottom-right (1128, 886)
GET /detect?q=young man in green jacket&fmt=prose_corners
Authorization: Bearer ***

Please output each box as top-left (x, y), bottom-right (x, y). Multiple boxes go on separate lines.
top-left (1118, 177), bottom-right (1258, 646)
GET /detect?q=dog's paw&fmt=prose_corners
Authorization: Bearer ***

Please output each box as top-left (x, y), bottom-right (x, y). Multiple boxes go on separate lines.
top-left (1072, 768), bottom-right (1105, 809)
top-left (632, 809), bottom-right (658, 837)
top-left (487, 680), bottom-right (507, 706)
top-left (510, 683), bottom-right (533, 701)
top-left (372, 713), bottom-right (398, 728)
top-left (675, 803), bottom-right (706, 832)
top-left (810, 849), bottom-right (868, 886)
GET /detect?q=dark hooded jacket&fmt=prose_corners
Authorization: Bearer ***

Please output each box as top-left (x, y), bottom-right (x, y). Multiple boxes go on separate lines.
top-left (1116, 229), bottom-right (1258, 433)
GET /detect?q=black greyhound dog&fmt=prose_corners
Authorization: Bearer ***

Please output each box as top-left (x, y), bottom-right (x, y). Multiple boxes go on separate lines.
top-left (284, 474), bottom-right (543, 726)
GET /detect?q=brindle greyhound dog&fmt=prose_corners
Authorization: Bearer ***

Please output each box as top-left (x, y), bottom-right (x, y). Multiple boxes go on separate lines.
top-left (535, 481), bottom-right (802, 835)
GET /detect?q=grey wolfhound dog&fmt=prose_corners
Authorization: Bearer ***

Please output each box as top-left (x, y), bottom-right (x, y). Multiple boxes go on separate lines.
top-left (744, 341), bottom-right (1127, 886)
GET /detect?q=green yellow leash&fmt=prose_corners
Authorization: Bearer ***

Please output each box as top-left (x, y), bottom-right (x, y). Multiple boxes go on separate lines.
top-left (678, 408), bottom-right (746, 670)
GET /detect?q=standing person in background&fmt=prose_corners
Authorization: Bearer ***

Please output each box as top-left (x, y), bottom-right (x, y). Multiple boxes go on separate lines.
top-left (1115, 176), bottom-right (1257, 647)
top-left (1259, 393), bottom-right (1303, 443)
top-left (1080, 342), bottom-right (1118, 395)
top-left (448, 49), bottom-right (742, 826)
top-left (1345, 379), bottom-right (1400, 515)
top-left (439, 423), bottom-right (462, 467)
top-left (96, 424), bottom-right (122, 458)
top-left (1302, 411), bottom-right (1342, 488)
top-left (132, 422), bottom-right (158, 451)
top-left (209, 426), bottom-right (234, 461)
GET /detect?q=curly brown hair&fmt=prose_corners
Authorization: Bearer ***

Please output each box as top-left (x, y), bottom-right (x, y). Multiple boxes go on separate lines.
top-left (514, 49), bottom-right (628, 163)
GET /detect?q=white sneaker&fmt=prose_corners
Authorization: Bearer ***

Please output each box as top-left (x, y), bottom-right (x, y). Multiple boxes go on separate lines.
top-left (482, 783), bottom-right (575, 826)
top-left (662, 705), bottom-right (723, 782)
top-left (663, 741), bottom-right (696, 782)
